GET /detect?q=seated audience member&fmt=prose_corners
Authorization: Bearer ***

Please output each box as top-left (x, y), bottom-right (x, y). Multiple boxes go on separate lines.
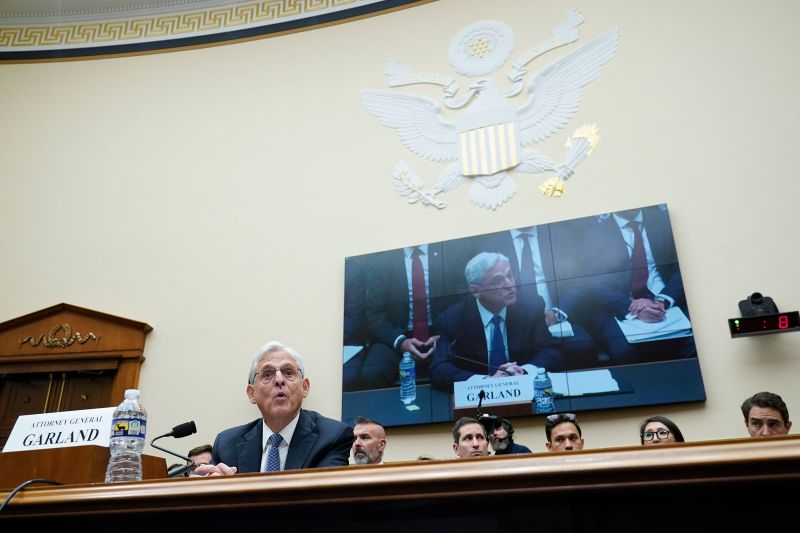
top-left (430, 252), bottom-right (564, 390)
top-left (188, 444), bottom-right (213, 467)
top-left (351, 416), bottom-right (386, 465)
top-left (577, 206), bottom-right (697, 365)
top-left (741, 391), bottom-right (792, 438)
top-left (639, 416), bottom-right (685, 446)
top-left (452, 416), bottom-right (490, 458)
top-left (194, 341), bottom-right (352, 476)
top-left (490, 418), bottom-right (532, 455)
top-left (545, 413), bottom-right (584, 452)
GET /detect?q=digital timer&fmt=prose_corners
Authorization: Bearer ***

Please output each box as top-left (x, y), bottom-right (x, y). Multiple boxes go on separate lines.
top-left (728, 311), bottom-right (800, 338)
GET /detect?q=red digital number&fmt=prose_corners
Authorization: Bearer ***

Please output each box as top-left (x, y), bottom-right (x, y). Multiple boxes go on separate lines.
top-left (779, 315), bottom-right (789, 329)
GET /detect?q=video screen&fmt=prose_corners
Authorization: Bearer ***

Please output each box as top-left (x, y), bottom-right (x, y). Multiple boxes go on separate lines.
top-left (342, 204), bottom-right (705, 427)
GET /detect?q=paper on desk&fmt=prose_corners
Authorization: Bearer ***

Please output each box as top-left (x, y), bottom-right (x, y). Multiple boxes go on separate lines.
top-left (548, 369), bottom-right (619, 396)
top-left (615, 306), bottom-right (692, 344)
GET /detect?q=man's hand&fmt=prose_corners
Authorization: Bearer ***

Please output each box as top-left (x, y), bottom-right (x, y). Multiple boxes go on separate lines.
top-left (400, 335), bottom-right (439, 362)
top-left (544, 310), bottom-right (558, 326)
top-left (192, 463), bottom-right (238, 477)
top-left (628, 298), bottom-right (666, 323)
top-left (491, 362), bottom-right (525, 377)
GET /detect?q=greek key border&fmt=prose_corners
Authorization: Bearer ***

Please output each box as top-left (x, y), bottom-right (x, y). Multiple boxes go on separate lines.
top-left (0, 0), bottom-right (426, 60)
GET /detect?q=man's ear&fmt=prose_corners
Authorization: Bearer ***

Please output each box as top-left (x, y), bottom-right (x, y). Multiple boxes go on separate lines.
top-left (786, 421), bottom-right (793, 432)
top-left (452, 443), bottom-right (459, 456)
top-left (468, 283), bottom-right (480, 298)
top-left (545, 442), bottom-right (552, 451)
top-left (379, 439), bottom-right (387, 451)
top-left (246, 384), bottom-right (256, 404)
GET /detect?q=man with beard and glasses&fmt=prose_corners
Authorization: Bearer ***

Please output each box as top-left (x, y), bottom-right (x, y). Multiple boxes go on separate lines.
top-left (351, 416), bottom-right (386, 465)
top-left (489, 418), bottom-right (531, 455)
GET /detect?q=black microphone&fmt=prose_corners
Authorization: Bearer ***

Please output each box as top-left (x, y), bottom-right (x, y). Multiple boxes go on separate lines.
top-left (448, 342), bottom-right (525, 375)
top-left (150, 421), bottom-right (198, 478)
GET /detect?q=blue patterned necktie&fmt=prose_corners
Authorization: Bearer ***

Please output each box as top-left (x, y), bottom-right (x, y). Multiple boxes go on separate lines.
top-left (489, 315), bottom-right (506, 373)
top-left (266, 433), bottom-right (282, 472)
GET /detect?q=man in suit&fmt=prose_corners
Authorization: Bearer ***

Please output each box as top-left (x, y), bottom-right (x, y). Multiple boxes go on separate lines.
top-left (478, 225), bottom-right (597, 369)
top-left (351, 242), bottom-right (462, 390)
top-left (195, 341), bottom-right (352, 475)
top-left (578, 205), bottom-right (696, 364)
top-left (430, 252), bottom-right (564, 390)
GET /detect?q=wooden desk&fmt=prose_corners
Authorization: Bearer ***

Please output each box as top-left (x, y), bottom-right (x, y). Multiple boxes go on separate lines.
top-left (2, 435), bottom-right (799, 531)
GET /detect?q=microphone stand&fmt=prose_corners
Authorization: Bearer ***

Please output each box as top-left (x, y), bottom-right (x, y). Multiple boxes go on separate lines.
top-left (150, 421), bottom-right (198, 478)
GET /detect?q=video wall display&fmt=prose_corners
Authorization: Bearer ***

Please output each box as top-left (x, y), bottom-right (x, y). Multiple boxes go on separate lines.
top-left (342, 204), bottom-right (705, 427)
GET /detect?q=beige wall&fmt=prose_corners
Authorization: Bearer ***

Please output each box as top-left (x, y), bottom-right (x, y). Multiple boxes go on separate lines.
top-left (1, 0), bottom-right (799, 461)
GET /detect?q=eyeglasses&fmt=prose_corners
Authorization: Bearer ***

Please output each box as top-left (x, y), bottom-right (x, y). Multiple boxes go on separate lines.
top-left (253, 366), bottom-right (302, 384)
top-left (545, 413), bottom-right (577, 424)
top-left (478, 272), bottom-right (516, 289)
top-left (642, 428), bottom-right (671, 441)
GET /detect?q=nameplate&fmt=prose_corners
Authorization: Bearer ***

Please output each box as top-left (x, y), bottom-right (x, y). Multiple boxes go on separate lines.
top-left (2, 407), bottom-right (115, 452)
top-left (452, 374), bottom-right (534, 409)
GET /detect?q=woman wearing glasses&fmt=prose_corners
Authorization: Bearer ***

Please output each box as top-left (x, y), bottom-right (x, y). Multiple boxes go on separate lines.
top-left (639, 415), bottom-right (685, 446)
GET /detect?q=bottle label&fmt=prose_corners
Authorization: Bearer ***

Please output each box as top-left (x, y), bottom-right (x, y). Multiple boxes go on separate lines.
top-left (110, 417), bottom-right (147, 438)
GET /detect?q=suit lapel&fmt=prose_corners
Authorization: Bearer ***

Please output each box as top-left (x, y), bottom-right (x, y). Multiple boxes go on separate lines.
top-left (285, 410), bottom-right (317, 470)
top-left (236, 421), bottom-right (263, 473)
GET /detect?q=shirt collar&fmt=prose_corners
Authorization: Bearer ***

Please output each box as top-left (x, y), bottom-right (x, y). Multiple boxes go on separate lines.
top-left (261, 411), bottom-right (300, 451)
top-left (475, 298), bottom-right (507, 327)
top-left (404, 244), bottom-right (428, 259)
top-left (613, 211), bottom-right (642, 230)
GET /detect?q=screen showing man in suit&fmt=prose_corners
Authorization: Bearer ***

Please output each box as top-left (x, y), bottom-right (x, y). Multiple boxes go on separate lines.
top-left (341, 203), bottom-right (705, 428)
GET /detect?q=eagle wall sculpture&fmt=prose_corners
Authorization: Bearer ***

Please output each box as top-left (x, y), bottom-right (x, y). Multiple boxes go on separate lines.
top-left (361, 10), bottom-right (618, 209)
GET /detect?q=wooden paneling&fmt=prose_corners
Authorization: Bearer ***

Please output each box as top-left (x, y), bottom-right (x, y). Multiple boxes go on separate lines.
top-left (0, 304), bottom-right (151, 447)
top-left (0, 435), bottom-right (798, 530)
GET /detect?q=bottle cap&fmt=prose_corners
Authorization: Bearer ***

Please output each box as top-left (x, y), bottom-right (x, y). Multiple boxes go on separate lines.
top-left (124, 389), bottom-right (141, 398)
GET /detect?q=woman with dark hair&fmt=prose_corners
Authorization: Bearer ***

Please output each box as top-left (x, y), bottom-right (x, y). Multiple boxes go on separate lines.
top-left (640, 415), bottom-right (685, 446)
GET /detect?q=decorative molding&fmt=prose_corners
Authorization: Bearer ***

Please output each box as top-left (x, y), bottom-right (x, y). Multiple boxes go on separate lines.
top-left (19, 323), bottom-right (100, 348)
top-left (0, 0), bottom-right (422, 59)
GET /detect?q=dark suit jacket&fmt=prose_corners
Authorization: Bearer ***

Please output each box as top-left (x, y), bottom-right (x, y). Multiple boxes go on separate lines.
top-left (430, 296), bottom-right (564, 390)
top-left (366, 243), bottom-right (453, 347)
top-left (211, 409), bottom-right (352, 473)
top-left (581, 205), bottom-right (686, 321)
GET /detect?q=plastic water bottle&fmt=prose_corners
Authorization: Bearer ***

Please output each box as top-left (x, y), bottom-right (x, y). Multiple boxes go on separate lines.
top-left (105, 389), bottom-right (147, 483)
top-left (399, 352), bottom-right (417, 405)
top-left (534, 368), bottom-right (555, 413)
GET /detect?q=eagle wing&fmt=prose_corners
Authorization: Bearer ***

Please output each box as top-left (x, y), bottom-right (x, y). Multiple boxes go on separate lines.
top-left (361, 90), bottom-right (459, 162)
top-left (517, 28), bottom-right (619, 146)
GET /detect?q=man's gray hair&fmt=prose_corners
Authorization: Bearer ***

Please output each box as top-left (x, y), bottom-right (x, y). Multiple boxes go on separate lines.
top-left (248, 341), bottom-right (305, 385)
top-left (464, 252), bottom-right (510, 285)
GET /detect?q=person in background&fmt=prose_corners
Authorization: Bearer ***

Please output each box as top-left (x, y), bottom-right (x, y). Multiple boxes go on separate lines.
top-left (194, 341), bottom-right (352, 476)
top-left (490, 418), bottom-right (532, 455)
top-left (639, 416), bottom-right (685, 446)
top-left (188, 444), bottom-right (213, 467)
top-left (741, 391), bottom-right (792, 438)
top-left (431, 252), bottom-right (564, 390)
top-left (452, 416), bottom-right (490, 458)
top-left (545, 413), bottom-right (584, 452)
top-left (351, 416), bottom-right (386, 465)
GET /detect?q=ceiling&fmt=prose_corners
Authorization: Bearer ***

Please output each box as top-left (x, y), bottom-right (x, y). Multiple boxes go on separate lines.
top-left (0, 0), bottom-right (424, 61)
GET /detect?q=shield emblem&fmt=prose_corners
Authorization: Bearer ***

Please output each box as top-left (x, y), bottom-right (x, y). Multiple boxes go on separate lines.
top-left (458, 121), bottom-right (520, 176)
